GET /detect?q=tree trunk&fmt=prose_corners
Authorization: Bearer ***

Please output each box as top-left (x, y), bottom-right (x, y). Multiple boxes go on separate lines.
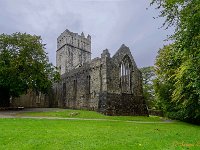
top-left (0, 87), bottom-right (10, 107)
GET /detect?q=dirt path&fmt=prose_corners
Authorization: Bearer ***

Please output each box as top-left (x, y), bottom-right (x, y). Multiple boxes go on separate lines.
top-left (0, 108), bottom-right (175, 124)
top-left (17, 116), bottom-right (175, 124)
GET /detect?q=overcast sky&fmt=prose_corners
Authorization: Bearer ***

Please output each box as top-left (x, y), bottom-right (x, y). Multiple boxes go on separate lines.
top-left (0, 0), bottom-right (173, 68)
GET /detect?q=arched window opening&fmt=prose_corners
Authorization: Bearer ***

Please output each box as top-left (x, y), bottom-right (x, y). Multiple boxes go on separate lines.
top-left (120, 56), bottom-right (131, 93)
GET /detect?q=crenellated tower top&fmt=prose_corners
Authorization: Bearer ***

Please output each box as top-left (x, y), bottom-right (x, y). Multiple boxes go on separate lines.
top-left (56, 29), bottom-right (91, 74)
top-left (57, 29), bottom-right (91, 53)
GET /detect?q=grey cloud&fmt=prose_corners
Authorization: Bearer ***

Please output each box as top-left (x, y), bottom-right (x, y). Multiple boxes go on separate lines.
top-left (0, 0), bottom-right (172, 67)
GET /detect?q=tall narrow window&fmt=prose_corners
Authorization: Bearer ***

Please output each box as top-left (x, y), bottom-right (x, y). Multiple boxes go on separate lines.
top-left (87, 75), bottom-right (91, 94)
top-left (62, 83), bottom-right (67, 106)
top-left (63, 83), bottom-right (66, 101)
top-left (73, 80), bottom-right (77, 100)
top-left (120, 56), bottom-right (131, 93)
top-left (78, 40), bottom-right (80, 47)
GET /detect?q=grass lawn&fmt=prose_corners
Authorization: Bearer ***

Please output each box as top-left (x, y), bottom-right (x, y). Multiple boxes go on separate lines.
top-left (0, 109), bottom-right (199, 150)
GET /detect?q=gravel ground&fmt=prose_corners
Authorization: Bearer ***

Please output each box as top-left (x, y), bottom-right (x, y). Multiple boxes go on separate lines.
top-left (0, 108), bottom-right (61, 117)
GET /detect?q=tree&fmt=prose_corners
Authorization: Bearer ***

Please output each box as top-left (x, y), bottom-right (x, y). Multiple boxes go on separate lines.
top-left (0, 32), bottom-right (60, 107)
top-left (140, 66), bottom-right (156, 109)
top-left (151, 0), bottom-right (200, 124)
top-left (154, 44), bottom-right (178, 113)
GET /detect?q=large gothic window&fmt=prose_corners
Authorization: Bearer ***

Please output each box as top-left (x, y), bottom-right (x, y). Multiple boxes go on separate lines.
top-left (120, 56), bottom-right (131, 93)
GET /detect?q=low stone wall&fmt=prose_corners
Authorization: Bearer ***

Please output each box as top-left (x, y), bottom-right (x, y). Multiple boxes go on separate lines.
top-left (99, 92), bottom-right (149, 116)
top-left (10, 90), bottom-right (56, 108)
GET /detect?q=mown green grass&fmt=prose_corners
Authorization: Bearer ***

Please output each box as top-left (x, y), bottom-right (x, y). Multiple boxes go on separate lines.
top-left (0, 118), bottom-right (199, 150)
top-left (16, 109), bottom-right (162, 122)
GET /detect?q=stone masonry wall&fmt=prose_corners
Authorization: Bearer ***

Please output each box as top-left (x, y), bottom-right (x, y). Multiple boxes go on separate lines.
top-left (56, 29), bottom-right (91, 75)
top-left (10, 90), bottom-right (51, 108)
top-left (99, 92), bottom-right (148, 116)
top-left (54, 43), bottom-right (148, 116)
top-left (56, 61), bottom-right (101, 110)
top-left (97, 45), bottom-right (148, 116)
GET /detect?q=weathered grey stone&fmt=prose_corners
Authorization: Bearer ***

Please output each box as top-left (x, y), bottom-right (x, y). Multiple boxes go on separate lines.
top-left (11, 29), bottom-right (148, 116)
top-left (56, 29), bottom-right (91, 74)
top-left (10, 90), bottom-right (51, 108)
top-left (54, 29), bottom-right (148, 116)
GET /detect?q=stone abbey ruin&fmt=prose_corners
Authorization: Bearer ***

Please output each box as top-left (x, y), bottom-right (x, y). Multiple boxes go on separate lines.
top-left (11, 29), bottom-right (148, 116)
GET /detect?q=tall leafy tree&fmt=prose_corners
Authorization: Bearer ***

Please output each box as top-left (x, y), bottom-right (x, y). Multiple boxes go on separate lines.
top-left (0, 33), bottom-right (60, 107)
top-left (140, 66), bottom-right (156, 109)
top-left (154, 44), bottom-right (178, 113)
top-left (151, 0), bottom-right (200, 123)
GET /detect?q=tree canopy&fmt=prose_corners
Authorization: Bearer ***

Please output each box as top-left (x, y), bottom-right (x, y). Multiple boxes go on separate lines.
top-left (0, 32), bottom-right (60, 107)
top-left (151, 0), bottom-right (200, 124)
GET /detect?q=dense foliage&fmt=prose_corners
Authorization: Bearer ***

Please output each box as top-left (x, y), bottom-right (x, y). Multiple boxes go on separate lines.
top-left (151, 0), bottom-right (200, 124)
top-left (0, 33), bottom-right (60, 106)
top-left (140, 66), bottom-right (156, 109)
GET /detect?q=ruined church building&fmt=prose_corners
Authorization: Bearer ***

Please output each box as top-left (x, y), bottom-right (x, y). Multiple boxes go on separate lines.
top-left (10, 29), bottom-right (148, 115)
top-left (54, 29), bottom-right (148, 115)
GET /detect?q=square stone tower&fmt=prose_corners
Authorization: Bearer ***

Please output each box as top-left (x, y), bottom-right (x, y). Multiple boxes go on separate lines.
top-left (56, 29), bottom-right (91, 74)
